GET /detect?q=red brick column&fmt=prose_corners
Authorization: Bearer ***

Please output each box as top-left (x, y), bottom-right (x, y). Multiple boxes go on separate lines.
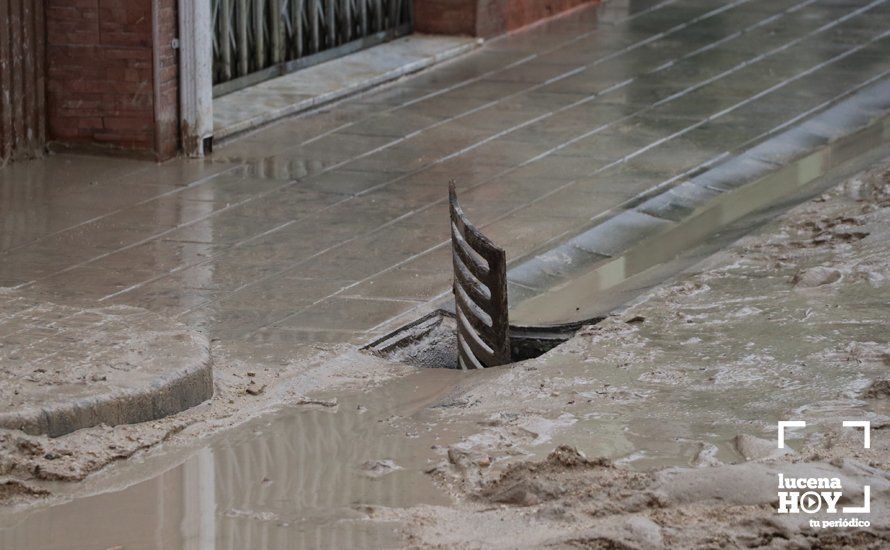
top-left (45, 0), bottom-right (180, 160)
top-left (414, 0), bottom-right (597, 38)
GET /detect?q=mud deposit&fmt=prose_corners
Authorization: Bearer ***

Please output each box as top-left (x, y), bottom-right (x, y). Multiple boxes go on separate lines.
top-left (377, 163), bottom-right (890, 547)
top-left (0, 164), bottom-right (888, 548)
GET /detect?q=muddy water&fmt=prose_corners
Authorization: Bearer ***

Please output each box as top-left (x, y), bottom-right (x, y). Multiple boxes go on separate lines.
top-left (0, 369), bottom-right (463, 550)
top-left (3, 146), bottom-right (888, 550)
top-left (4, 165), bottom-right (889, 550)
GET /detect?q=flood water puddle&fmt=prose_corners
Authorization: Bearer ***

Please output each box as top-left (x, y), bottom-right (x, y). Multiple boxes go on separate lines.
top-left (3, 121), bottom-right (888, 550)
top-left (0, 369), bottom-right (463, 550)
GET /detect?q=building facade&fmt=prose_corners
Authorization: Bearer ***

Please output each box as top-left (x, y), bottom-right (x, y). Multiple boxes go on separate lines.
top-left (0, 0), bottom-right (594, 165)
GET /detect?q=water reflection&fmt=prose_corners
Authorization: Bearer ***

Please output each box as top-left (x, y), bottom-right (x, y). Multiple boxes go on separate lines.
top-left (0, 371), bottom-right (458, 550)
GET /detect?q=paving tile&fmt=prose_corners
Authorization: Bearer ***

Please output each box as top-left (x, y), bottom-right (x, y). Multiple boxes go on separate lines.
top-left (344, 249), bottom-right (453, 301)
top-left (276, 297), bottom-right (421, 332)
top-left (286, 221), bottom-right (448, 280)
top-left (4, 0), bottom-right (890, 361)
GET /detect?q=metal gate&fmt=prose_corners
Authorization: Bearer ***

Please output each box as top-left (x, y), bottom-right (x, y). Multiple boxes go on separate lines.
top-left (211, 0), bottom-right (413, 96)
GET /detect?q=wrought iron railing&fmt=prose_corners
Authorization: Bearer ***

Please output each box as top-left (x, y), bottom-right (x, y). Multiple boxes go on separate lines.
top-left (211, 0), bottom-right (412, 96)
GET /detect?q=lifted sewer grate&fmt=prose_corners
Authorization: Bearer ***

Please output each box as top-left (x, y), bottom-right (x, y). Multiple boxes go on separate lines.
top-left (449, 182), bottom-right (511, 369)
top-left (365, 184), bottom-right (603, 370)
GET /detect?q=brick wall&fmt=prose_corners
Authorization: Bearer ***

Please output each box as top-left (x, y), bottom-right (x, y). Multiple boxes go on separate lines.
top-left (415, 0), bottom-right (597, 38)
top-left (45, 0), bottom-right (179, 160)
top-left (414, 0), bottom-right (478, 36)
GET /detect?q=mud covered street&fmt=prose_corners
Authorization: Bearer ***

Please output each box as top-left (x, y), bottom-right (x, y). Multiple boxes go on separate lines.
top-left (373, 162), bottom-right (890, 548)
top-left (2, 0), bottom-right (890, 546)
top-left (2, 157), bottom-right (888, 550)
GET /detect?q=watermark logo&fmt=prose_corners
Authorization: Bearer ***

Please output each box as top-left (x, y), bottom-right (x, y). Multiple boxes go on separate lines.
top-left (776, 420), bottom-right (871, 528)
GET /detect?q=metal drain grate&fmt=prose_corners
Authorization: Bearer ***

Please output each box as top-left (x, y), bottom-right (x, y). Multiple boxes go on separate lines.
top-left (449, 182), bottom-right (511, 369)
top-left (365, 184), bottom-right (603, 371)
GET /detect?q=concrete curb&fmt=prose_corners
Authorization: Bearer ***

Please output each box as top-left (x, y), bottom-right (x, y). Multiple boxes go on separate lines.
top-left (0, 304), bottom-right (214, 438)
top-left (213, 34), bottom-right (482, 142)
top-left (507, 77), bottom-right (890, 325)
top-left (0, 357), bottom-right (213, 438)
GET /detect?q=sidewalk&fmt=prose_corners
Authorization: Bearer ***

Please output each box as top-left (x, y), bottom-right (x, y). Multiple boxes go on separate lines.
top-left (2, 0), bottom-right (890, 373)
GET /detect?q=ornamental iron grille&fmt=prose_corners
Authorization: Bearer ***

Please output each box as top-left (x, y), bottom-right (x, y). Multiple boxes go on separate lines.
top-left (211, 0), bottom-right (413, 96)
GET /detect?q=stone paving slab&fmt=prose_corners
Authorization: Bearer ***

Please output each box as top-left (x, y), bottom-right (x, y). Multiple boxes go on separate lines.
top-left (2, 0), bottom-right (890, 376)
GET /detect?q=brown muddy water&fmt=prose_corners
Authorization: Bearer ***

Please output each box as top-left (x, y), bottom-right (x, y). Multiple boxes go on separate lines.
top-left (0, 369), bottom-right (465, 549)
top-left (2, 136), bottom-right (888, 550)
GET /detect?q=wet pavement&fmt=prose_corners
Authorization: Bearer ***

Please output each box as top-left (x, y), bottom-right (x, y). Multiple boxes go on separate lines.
top-left (3, 150), bottom-right (888, 550)
top-left (3, 0), bottom-right (890, 364)
top-left (3, 0), bottom-right (890, 547)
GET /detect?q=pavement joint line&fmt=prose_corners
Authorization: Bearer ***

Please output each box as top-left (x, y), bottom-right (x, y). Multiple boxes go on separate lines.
top-left (234, 0), bottom-right (754, 175)
top-left (511, 67), bottom-right (890, 265)
top-left (268, 0), bottom-right (757, 181)
top-left (10, 0), bottom-right (876, 344)
top-left (291, 2), bottom-right (668, 146)
top-left (493, 33), bottom-right (890, 238)
top-left (354, 149), bottom-right (733, 336)
top-left (271, 0), bottom-right (827, 179)
top-left (335, 295), bottom-right (427, 303)
top-left (88, 0), bottom-right (788, 303)
top-left (99, 203), bottom-right (422, 303)
top-left (502, 2), bottom-right (888, 168)
top-left (258, 43), bottom-right (890, 336)
top-left (518, 151), bottom-right (734, 259)
top-left (169, 0), bottom-right (880, 323)
top-left (607, 30), bottom-right (890, 166)
top-left (3, 0), bottom-right (764, 285)
top-left (364, 289), bottom-right (455, 335)
top-left (298, 0), bottom-right (686, 145)
top-left (749, 69), bottom-right (890, 140)
top-left (0, 0), bottom-right (812, 270)
top-left (275, 0), bottom-right (756, 161)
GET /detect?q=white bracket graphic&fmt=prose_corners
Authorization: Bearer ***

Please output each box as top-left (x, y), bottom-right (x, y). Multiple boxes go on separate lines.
top-left (777, 420), bottom-right (872, 514)
top-left (777, 420), bottom-right (806, 449)
top-left (842, 420), bottom-right (871, 514)
top-left (843, 485), bottom-right (870, 514)
top-left (842, 420), bottom-right (870, 449)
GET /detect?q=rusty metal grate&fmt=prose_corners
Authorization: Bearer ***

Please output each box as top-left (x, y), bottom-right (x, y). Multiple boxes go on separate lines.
top-left (449, 182), bottom-right (511, 369)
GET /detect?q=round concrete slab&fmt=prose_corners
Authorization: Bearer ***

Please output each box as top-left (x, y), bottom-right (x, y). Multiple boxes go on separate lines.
top-left (0, 295), bottom-right (212, 437)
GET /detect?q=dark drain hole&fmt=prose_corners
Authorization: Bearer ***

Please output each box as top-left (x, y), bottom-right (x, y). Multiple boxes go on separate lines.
top-left (364, 310), bottom-right (603, 370)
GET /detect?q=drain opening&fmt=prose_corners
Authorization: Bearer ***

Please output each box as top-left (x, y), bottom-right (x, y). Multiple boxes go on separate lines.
top-left (366, 311), bottom-right (459, 369)
top-left (366, 184), bottom-right (605, 370)
top-left (365, 310), bottom-right (602, 370)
